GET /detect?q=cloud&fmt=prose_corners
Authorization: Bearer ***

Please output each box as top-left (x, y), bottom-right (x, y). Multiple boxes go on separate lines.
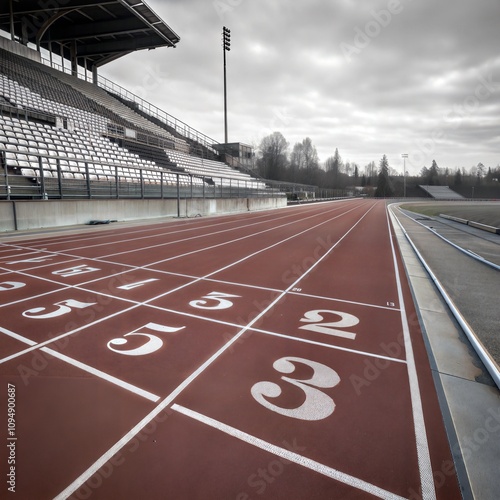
top-left (101, 0), bottom-right (500, 174)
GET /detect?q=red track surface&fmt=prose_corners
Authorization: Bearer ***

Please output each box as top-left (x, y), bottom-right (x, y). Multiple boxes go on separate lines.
top-left (0, 200), bottom-right (461, 499)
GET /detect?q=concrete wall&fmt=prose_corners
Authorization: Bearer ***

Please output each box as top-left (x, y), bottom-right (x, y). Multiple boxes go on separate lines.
top-left (0, 37), bottom-right (41, 62)
top-left (0, 197), bottom-right (287, 232)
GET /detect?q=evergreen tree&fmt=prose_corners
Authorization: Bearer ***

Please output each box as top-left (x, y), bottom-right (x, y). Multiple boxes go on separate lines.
top-left (375, 155), bottom-right (394, 197)
top-left (428, 160), bottom-right (440, 185)
top-left (325, 148), bottom-right (343, 187)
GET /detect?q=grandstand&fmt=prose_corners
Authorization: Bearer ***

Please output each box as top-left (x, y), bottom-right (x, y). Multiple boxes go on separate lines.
top-left (0, 2), bottom-right (288, 229)
top-left (419, 185), bottom-right (464, 200)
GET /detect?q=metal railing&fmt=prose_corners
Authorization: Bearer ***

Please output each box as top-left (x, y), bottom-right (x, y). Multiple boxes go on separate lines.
top-left (0, 148), bottom-right (284, 203)
top-left (39, 56), bottom-right (218, 154)
top-left (97, 75), bottom-right (220, 155)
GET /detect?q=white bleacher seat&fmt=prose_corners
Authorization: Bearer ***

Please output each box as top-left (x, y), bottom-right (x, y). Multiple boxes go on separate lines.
top-left (21, 168), bottom-right (36, 178)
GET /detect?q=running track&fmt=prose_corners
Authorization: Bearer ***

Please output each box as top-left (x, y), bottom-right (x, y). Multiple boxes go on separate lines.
top-left (0, 199), bottom-right (462, 499)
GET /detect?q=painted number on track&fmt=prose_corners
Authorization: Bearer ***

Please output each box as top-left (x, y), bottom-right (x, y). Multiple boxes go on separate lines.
top-left (299, 310), bottom-right (359, 340)
top-left (107, 322), bottom-right (185, 356)
top-left (0, 282), bottom-right (26, 291)
top-left (251, 357), bottom-right (340, 421)
top-left (189, 291), bottom-right (240, 311)
top-left (22, 299), bottom-right (97, 319)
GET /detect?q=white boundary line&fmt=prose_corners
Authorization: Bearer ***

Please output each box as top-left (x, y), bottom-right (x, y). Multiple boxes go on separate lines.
top-left (41, 348), bottom-right (160, 403)
top-left (54, 202), bottom-right (376, 499)
top-left (0, 326), bottom-right (160, 402)
top-left (172, 404), bottom-right (407, 500)
top-left (1, 203), bottom-right (367, 365)
top-left (0, 200), bottom-right (353, 292)
top-left (386, 206), bottom-right (436, 500)
top-left (15, 204), bottom-right (307, 250)
top-left (390, 205), bottom-right (500, 390)
top-left (396, 206), bottom-right (500, 271)
top-left (0, 202), bottom-right (335, 268)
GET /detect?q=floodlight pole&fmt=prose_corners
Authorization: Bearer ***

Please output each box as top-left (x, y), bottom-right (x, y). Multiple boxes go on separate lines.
top-left (222, 27), bottom-right (231, 145)
top-left (402, 154), bottom-right (408, 198)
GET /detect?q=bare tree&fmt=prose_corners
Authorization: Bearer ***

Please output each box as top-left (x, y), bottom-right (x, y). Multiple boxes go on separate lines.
top-left (257, 132), bottom-right (289, 180)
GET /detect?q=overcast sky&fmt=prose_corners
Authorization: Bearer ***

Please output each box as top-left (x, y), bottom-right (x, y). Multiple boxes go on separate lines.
top-left (101, 0), bottom-right (500, 175)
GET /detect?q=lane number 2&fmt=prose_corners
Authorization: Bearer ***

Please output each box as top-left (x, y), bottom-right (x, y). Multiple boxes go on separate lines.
top-left (251, 357), bottom-right (340, 421)
top-left (299, 310), bottom-right (359, 340)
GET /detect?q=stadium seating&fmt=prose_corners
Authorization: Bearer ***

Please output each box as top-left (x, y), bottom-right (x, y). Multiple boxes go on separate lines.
top-left (419, 185), bottom-right (464, 200)
top-left (0, 46), bottom-right (266, 199)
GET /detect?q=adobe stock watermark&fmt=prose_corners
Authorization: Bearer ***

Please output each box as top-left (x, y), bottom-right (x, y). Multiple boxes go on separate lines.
top-left (128, 64), bottom-right (170, 102)
top-left (340, 0), bottom-right (411, 62)
top-left (236, 438), bottom-right (306, 499)
top-left (73, 408), bottom-right (173, 499)
top-left (263, 107), bottom-right (292, 138)
top-left (220, 233), bottom-right (334, 354)
top-left (20, 0), bottom-right (72, 41)
top-left (15, 270), bottom-right (138, 386)
top-left (407, 405), bottom-right (500, 499)
top-left (408, 67), bottom-right (500, 169)
top-left (213, 0), bottom-right (245, 20)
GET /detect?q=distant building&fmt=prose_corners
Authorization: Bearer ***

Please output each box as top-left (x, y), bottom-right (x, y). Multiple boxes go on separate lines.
top-left (213, 142), bottom-right (254, 170)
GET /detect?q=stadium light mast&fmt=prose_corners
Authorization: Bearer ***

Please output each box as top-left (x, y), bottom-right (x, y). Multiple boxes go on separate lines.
top-left (222, 26), bottom-right (231, 145)
top-left (402, 153), bottom-right (408, 198)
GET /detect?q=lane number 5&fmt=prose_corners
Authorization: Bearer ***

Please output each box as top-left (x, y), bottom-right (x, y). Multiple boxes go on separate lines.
top-left (251, 357), bottom-right (340, 421)
top-left (189, 291), bottom-right (240, 311)
top-left (22, 299), bottom-right (96, 319)
top-left (107, 322), bottom-right (185, 356)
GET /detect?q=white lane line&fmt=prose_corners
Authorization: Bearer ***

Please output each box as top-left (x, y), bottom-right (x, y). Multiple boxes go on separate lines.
top-left (0, 201), bottom-right (351, 283)
top-left (100, 201), bottom-right (350, 262)
top-left (0, 326), bottom-right (160, 402)
top-left (54, 202), bottom-right (375, 500)
top-left (0, 256), bottom-right (83, 276)
top-left (0, 326), bottom-right (38, 347)
top-left (242, 326), bottom-right (407, 365)
top-left (0, 203), bottom-right (367, 364)
top-left (24, 208), bottom-right (289, 249)
top-left (396, 206), bottom-right (500, 271)
top-left (391, 205), bottom-right (500, 390)
top-left (16, 204), bottom-right (317, 257)
top-left (58, 210), bottom-right (298, 257)
top-left (386, 207), bottom-right (436, 500)
top-left (0, 201), bottom-right (371, 354)
top-left (0, 269), bottom-right (405, 371)
top-left (142, 303), bottom-right (407, 365)
top-left (41, 348), bottom-right (160, 403)
top-left (289, 290), bottom-right (401, 312)
top-left (172, 404), bottom-right (406, 500)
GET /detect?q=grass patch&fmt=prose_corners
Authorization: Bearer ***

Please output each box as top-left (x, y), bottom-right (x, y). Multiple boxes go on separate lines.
top-left (400, 202), bottom-right (500, 228)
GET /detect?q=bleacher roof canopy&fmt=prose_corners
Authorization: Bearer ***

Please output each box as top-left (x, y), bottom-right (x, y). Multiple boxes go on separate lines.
top-left (0, 0), bottom-right (180, 69)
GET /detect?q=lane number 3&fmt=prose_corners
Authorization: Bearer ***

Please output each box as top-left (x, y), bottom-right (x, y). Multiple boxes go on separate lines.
top-left (251, 357), bottom-right (340, 421)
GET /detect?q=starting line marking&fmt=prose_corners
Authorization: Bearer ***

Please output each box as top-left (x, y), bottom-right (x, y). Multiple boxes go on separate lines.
top-left (171, 404), bottom-right (406, 500)
top-left (42, 348), bottom-right (161, 403)
top-left (0, 326), bottom-right (161, 403)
